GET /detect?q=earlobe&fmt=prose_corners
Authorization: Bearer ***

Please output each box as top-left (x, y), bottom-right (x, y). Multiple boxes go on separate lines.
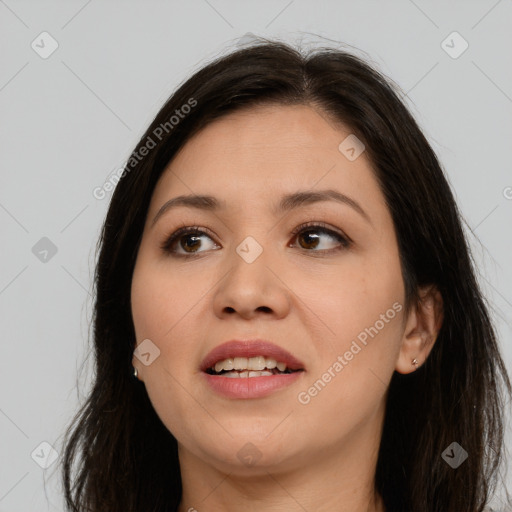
top-left (395, 285), bottom-right (443, 375)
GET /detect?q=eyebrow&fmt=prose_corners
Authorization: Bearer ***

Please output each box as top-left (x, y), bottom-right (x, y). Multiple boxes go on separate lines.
top-left (151, 189), bottom-right (371, 227)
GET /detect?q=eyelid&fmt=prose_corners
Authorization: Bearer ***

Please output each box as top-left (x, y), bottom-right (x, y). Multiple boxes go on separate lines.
top-left (290, 221), bottom-right (352, 244)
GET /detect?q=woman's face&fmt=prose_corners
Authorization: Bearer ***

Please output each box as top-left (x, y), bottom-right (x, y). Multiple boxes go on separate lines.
top-left (131, 104), bottom-right (408, 474)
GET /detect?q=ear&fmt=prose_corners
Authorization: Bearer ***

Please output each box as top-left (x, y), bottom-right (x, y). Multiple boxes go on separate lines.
top-left (395, 284), bottom-right (444, 374)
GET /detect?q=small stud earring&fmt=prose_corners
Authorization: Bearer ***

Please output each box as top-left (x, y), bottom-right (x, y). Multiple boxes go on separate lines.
top-left (412, 358), bottom-right (418, 367)
top-left (133, 366), bottom-right (138, 379)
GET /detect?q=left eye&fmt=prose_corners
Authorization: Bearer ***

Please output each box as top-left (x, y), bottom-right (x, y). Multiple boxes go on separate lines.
top-left (291, 223), bottom-right (350, 252)
top-left (160, 222), bottom-right (351, 257)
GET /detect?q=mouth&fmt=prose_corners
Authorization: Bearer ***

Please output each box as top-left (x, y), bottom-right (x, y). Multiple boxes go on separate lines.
top-left (200, 339), bottom-right (305, 375)
top-left (200, 340), bottom-right (305, 398)
top-left (204, 355), bottom-right (304, 377)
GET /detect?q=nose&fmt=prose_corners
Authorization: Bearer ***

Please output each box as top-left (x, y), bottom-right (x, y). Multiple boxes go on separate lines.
top-left (212, 246), bottom-right (291, 320)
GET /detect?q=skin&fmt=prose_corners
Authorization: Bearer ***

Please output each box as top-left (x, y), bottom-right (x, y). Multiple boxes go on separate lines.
top-left (131, 104), bottom-right (443, 512)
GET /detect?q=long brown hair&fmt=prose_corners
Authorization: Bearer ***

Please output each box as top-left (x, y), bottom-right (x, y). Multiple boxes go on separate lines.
top-left (60, 37), bottom-right (512, 511)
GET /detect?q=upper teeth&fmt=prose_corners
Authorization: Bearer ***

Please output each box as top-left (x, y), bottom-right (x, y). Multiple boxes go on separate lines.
top-left (214, 356), bottom-right (287, 373)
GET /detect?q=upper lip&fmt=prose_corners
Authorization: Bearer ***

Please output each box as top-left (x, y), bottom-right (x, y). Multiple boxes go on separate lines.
top-left (200, 340), bottom-right (305, 372)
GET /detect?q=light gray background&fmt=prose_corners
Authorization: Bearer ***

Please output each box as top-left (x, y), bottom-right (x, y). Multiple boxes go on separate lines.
top-left (1, 1), bottom-right (511, 510)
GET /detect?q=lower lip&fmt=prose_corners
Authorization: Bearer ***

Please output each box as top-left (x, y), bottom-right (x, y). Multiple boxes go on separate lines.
top-left (202, 371), bottom-right (305, 399)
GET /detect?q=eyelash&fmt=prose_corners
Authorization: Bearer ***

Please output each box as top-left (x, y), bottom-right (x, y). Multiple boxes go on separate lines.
top-left (159, 221), bottom-right (352, 259)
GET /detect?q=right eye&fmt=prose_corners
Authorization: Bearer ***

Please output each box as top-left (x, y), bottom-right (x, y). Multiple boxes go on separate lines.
top-left (160, 226), bottom-right (219, 258)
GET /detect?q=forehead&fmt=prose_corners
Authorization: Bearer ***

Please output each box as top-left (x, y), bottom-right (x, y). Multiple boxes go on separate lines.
top-left (149, 104), bottom-right (386, 219)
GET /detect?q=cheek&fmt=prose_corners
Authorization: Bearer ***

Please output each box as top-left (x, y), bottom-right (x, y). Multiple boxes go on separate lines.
top-left (294, 249), bottom-right (404, 422)
top-left (299, 246), bottom-right (404, 348)
top-left (296, 295), bottom-right (403, 445)
top-left (131, 256), bottom-right (199, 342)
top-left (130, 256), bottom-right (205, 437)
top-left (130, 254), bottom-right (207, 415)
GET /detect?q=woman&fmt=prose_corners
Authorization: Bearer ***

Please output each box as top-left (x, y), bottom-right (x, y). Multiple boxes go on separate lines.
top-left (61, 37), bottom-right (511, 511)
